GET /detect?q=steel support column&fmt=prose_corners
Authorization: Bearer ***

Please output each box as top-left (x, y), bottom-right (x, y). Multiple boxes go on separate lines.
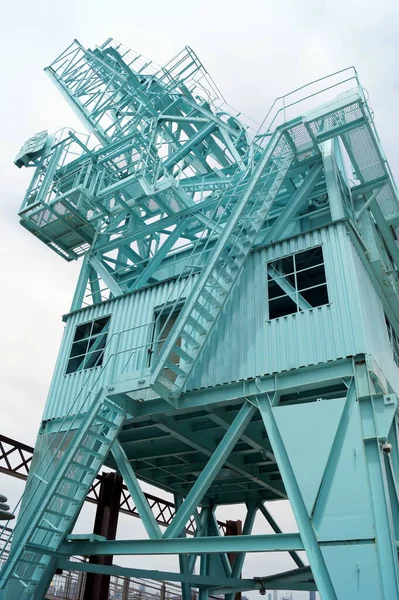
top-left (225, 519), bottom-right (242, 600)
top-left (83, 471), bottom-right (123, 600)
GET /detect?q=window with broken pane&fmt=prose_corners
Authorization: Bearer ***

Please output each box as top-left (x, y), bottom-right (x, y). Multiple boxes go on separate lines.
top-left (267, 246), bottom-right (329, 320)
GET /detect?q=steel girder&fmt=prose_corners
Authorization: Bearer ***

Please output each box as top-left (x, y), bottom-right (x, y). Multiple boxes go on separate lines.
top-left (8, 358), bottom-right (398, 599)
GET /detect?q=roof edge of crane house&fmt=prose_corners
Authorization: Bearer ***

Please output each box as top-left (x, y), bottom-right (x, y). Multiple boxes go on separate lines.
top-left (1, 37), bottom-right (399, 600)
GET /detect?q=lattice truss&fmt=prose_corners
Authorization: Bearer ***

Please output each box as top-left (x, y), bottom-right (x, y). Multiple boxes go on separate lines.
top-left (15, 38), bottom-right (339, 307)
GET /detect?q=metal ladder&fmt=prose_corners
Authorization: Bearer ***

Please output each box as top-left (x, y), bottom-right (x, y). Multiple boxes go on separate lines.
top-left (0, 395), bottom-right (125, 598)
top-left (150, 130), bottom-right (294, 401)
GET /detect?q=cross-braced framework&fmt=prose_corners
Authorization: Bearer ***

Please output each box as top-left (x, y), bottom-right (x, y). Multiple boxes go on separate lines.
top-left (2, 37), bottom-right (399, 600)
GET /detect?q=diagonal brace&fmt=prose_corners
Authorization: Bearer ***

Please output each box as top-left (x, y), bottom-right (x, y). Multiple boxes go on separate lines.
top-left (111, 440), bottom-right (161, 539)
top-left (260, 162), bottom-right (323, 246)
top-left (89, 254), bottom-right (123, 297)
top-left (267, 264), bottom-right (312, 311)
top-left (258, 503), bottom-right (304, 568)
top-left (163, 402), bottom-right (256, 539)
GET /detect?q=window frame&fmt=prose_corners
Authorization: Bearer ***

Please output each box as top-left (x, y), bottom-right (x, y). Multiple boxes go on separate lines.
top-left (65, 315), bottom-right (111, 375)
top-left (385, 316), bottom-right (399, 368)
top-left (266, 245), bottom-right (329, 321)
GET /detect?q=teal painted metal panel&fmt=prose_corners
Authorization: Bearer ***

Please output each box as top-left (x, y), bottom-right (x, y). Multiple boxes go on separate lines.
top-left (42, 276), bottom-right (196, 421)
top-left (41, 221), bottom-right (398, 422)
top-left (187, 222), bottom-right (365, 391)
top-left (350, 243), bottom-right (399, 395)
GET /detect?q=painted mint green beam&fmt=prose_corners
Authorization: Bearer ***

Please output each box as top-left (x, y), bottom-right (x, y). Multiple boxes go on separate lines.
top-left (358, 395), bottom-right (399, 598)
top-left (54, 532), bottom-right (305, 556)
top-left (258, 502), bottom-right (305, 568)
top-left (260, 161), bottom-right (323, 245)
top-left (230, 501), bottom-right (258, 578)
top-left (111, 440), bottom-right (161, 539)
top-left (56, 559), bottom-right (258, 591)
top-left (129, 220), bottom-right (187, 291)
top-left (267, 265), bottom-right (312, 311)
top-left (257, 394), bottom-right (338, 600)
top-left (163, 402), bottom-right (256, 539)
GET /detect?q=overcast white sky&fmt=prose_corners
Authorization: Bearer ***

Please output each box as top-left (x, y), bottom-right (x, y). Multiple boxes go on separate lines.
top-left (1, 0), bottom-right (398, 596)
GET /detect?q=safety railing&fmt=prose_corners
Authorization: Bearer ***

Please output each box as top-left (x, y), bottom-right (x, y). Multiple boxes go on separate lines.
top-left (1, 528), bottom-right (185, 600)
top-left (0, 317), bottom-right (175, 560)
top-left (256, 66), bottom-right (365, 135)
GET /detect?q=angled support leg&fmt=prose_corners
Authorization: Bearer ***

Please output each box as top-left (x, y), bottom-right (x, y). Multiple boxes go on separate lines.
top-left (174, 494), bottom-right (192, 600)
top-left (208, 512), bottom-right (232, 578)
top-left (111, 440), bottom-right (161, 539)
top-left (258, 503), bottom-right (304, 568)
top-left (257, 394), bottom-right (337, 600)
top-left (229, 502), bottom-right (258, 579)
top-left (89, 254), bottom-right (123, 297)
top-left (164, 402), bottom-right (256, 539)
top-left (358, 395), bottom-right (399, 598)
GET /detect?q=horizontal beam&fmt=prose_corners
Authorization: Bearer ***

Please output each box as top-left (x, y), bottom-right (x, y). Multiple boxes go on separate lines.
top-left (53, 533), bottom-right (304, 557)
top-left (0, 433), bottom-right (226, 533)
top-left (113, 358), bottom-right (355, 420)
top-left (56, 559), bottom-right (256, 590)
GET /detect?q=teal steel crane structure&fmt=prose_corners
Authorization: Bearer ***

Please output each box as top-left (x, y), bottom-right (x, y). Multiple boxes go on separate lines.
top-left (1, 37), bottom-right (399, 599)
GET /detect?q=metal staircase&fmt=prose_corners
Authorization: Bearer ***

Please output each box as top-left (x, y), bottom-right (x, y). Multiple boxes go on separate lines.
top-left (150, 131), bottom-right (294, 400)
top-left (0, 396), bottom-right (126, 598)
top-left (148, 85), bottom-right (399, 403)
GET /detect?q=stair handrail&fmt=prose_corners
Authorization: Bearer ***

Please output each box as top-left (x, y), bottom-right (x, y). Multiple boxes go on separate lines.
top-left (0, 319), bottom-right (153, 560)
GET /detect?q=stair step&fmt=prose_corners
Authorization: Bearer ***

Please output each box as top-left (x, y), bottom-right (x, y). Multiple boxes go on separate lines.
top-left (207, 277), bottom-right (227, 294)
top-left (11, 574), bottom-right (39, 586)
top-left (44, 508), bottom-right (69, 518)
top-left (186, 316), bottom-right (207, 335)
top-left (180, 329), bottom-right (200, 349)
top-left (70, 460), bottom-right (96, 474)
top-left (232, 238), bottom-right (250, 258)
top-left (18, 556), bottom-right (47, 567)
top-left (36, 523), bottom-right (63, 534)
top-left (193, 302), bottom-right (215, 322)
top-left (85, 432), bottom-right (108, 443)
top-left (63, 476), bottom-right (88, 488)
top-left (164, 361), bottom-right (188, 377)
top-left (214, 263), bottom-right (233, 284)
top-left (221, 251), bottom-right (240, 271)
top-left (95, 415), bottom-right (117, 427)
top-left (80, 445), bottom-right (104, 459)
top-left (173, 346), bottom-right (195, 362)
top-left (53, 491), bottom-right (80, 504)
top-left (200, 289), bottom-right (222, 309)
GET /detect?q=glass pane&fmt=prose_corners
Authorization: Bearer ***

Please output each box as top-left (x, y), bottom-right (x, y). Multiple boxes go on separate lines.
top-left (301, 284), bottom-right (329, 307)
top-left (69, 340), bottom-right (88, 358)
top-left (84, 349), bottom-right (105, 370)
top-left (269, 255), bottom-right (294, 276)
top-left (87, 332), bottom-right (107, 352)
top-left (269, 296), bottom-right (297, 319)
top-left (294, 246), bottom-right (324, 272)
top-left (297, 264), bottom-right (326, 290)
top-left (268, 277), bottom-right (289, 300)
top-left (66, 357), bottom-right (83, 374)
top-left (92, 316), bottom-right (110, 336)
top-left (73, 322), bottom-right (92, 342)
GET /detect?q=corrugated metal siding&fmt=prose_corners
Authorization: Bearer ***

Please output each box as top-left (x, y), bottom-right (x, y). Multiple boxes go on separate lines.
top-left (42, 221), bottom-right (395, 421)
top-left (187, 223), bottom-right (365, 390)
top-left (43, 276), bottom-right (196, 421)
top-left (350, 244), bottom-right (399, 395)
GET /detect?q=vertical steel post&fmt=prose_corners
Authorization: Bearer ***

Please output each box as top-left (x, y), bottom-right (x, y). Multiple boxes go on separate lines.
top-left (83, 471), bottom-right (123, 600)
top-left (225, 519), bottom-right (242, 600)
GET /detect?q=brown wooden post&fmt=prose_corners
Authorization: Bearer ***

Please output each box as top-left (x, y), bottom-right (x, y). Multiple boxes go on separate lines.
top-left (83, 471), bottom-right (123, 600)
top-left (225, 519), bottom-right (242, 600)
